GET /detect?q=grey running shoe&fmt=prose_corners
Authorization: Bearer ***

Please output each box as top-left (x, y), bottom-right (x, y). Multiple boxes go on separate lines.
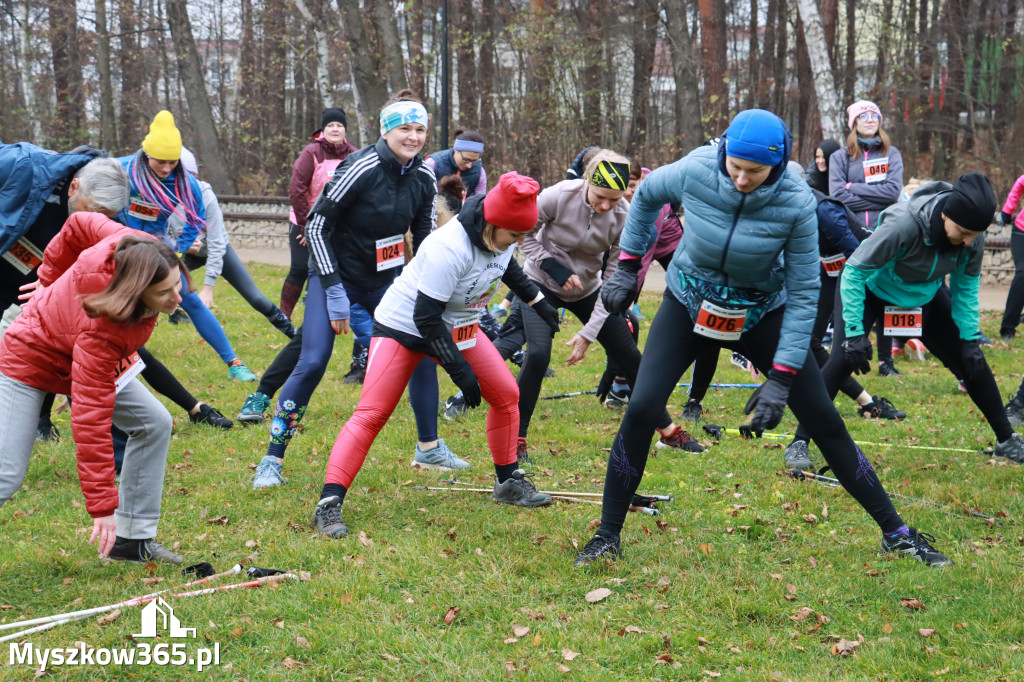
top-left (491, 469), bottom-right (551, 507)
top-left (443, 394), bottom-right (468, 421)
top-left (1005, 395), bottom-right (1024, 427)
top-left (858, 396), bottom-right (906, 420)
top-left (411, 438), bottom-right (470, 471)
top-left (784, 440), bottom-right (813, 470)
top-left (880, 527), bottom-right (953, 567)
top-left (604, 385), bottom-right (630, 409)
top-left (313, 496), bottom-right (349, 538)
top-left (573, 531), bottom-right (622, 567)
top-left (680, 399), bottom-right (703, 422)
top-left (995, 433), bottom-right (1024, 463)
top-left (238, 391), bottom-right (271, 423)
top-left (251, 455), bottom-right (286, 489)
top-left (107, 538), bottom-right (183, 564)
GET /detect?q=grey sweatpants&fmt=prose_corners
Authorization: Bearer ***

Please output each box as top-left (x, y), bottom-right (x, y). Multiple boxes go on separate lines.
top-left (0, 371), bottom-right (173, 539)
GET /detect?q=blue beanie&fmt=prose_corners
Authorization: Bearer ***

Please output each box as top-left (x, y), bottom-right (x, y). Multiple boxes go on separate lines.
top-left (724, 109), bottom-right (786, 166)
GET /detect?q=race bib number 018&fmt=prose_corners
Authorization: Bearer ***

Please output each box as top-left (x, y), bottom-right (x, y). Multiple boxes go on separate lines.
top-left (375, 235), bottom-right (404, 271)
top-left (452, 319), bottom-right (479, 350)
top-left (114, 352), bottom-right (147, 394)
top-left (693, 301), bottom-right (745, 341)
top-left (863, 157), bottom-right (890, 184)
top-left (821, 253), bottom-right (846, 278)
top-left (883, 306), bottom-right (922, 337)
top-left (2, 237), bottom-right (44, 275)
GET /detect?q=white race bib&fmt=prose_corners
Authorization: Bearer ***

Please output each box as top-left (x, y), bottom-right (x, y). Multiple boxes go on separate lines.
top-left (2, 236), bottom-right (44, 275)
top-left (127, 199), bottom-right (161, 221)
top-left (883, 306), bottom-right (922, 337)
top-left (114, 352), bottom-right (147, 394)
top-left (693, 301), bottom-right (745, 341)
top-left (863, 157), bottom-right (889, 184)
top-left (375, 234), bottom-right (405, 271)
top-left (452, 318), bottom-right (479, 350)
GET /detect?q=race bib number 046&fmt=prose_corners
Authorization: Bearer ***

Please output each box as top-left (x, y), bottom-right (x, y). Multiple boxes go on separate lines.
top-left (883, 306), bottom-right (922, 337)
top-left (375, 235), bottom-right (404, 271)
top-left (693, 301), bottom-right (745, 341)
top-left (863, 157), bottom-right (889, 184)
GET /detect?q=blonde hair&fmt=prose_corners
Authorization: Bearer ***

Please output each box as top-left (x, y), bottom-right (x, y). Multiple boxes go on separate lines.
top-left (584, 150), bottom-right (631, 189)
top-left (481, 222), bottom-right (499, 252)
top-left (846, 126), bottom-right (891, 158)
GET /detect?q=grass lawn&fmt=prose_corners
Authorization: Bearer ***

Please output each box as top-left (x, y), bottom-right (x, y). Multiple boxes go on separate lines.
top-left (1, 262), bottom-right (1022, 680)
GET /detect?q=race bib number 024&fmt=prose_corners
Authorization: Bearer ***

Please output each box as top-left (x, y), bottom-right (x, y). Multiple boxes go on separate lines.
top-left (693, 301), bottom-right (745, 341)
top-left (375, 235), bottom-right (404, 271)
top-left (883, 306), bottom-right (922, 337)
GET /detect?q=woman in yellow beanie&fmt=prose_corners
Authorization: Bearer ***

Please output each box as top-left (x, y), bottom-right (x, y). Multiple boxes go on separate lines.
top-left (116, 111), bottom-right (258, 382)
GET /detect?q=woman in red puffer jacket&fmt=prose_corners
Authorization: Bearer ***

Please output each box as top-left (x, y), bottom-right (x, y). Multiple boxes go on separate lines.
top-left (0, 212), bottom-right (191, 564)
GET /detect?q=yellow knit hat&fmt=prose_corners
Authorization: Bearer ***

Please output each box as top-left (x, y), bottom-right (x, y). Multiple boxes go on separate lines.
top-left (142, 111), bottom-right (183, 161)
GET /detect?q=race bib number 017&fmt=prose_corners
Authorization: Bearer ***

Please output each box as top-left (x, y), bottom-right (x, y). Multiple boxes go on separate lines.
top-left (883, 306), bottom-right (922, 337)
top-left (693, 301), bottom-right (745, 341)
top-left (2, 237), bottom-right (44, 275)
top-left (114, 352), bottom-right (147, 394)
top-left (375, 235), bottom-right (404, 271)
top-left (820, 253), bottom-right (846, 278)
top-left (452, 319), bottom-right (479, 350)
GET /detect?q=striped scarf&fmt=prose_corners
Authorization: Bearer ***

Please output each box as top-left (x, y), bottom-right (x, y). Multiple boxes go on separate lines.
top-left (129, 149), bottom-right (205, 230)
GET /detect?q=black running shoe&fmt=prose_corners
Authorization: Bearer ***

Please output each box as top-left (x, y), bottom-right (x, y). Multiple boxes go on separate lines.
top-left (168, 308), bottom-right (191, 325)
top-left (107, 537), bottom-right (183, 564)
top-left (878, 359), bottom-right (901, 376)
top-left (573, 531), bottom-right (622, 566)
top-left (313, 496), bottom-right (349, 538)
top-left (879, 527), bottom-right (953, 567)
top-left (491, 469), bottom-right (551, 507)
top-left (189, 404), bottom-right (233, 429)
top-left (858, 396), bottom-right (906, 420)
top-left (35, 417), bottom-right (60, 442)
top-left (1005, 395), bottom-right (1024, 428)
top-left (680, 399), bottom-right (703, 422)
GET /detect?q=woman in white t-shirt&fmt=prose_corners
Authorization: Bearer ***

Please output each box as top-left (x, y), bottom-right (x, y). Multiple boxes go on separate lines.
top-left (311, 173), bottom-right (563, 538)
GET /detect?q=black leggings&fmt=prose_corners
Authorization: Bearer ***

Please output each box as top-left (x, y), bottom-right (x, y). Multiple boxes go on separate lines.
top-left (598, 290), bottom-right (903, 537)
top-left (494, 283), bottom-right (671, 439)
top-left (795, 285), bottom-right (1013, 444)
top-left (810, 270), bottom-right (864, 401)
top-left (1000, 228), bottom-right (1024, 336)
top-left (137, 346), bottom-right (198, 413)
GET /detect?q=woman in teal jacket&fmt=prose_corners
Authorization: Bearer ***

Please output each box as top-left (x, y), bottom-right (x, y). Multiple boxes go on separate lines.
top-left (574, 109), bottom-right (951, 569)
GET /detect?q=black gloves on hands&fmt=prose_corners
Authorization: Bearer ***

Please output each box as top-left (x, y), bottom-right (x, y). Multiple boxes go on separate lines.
top-left (445, 358), bottom-right (482, 409)
top-left (842, 334), bottom-right (873, 375)
top-left (539, 258), bottom-right (575, 287)
top-left (1000, 212), bottom-right (1013, 227)
top-left (595, 367), bottom-right (616, 402)
top-left (601, 258), bottom-right (641, 316)
top-left (531, 298), bottom-right (561, 337)
top-left (960, 338), bottom-right (987, 379)
top-left (743, 370), bottom-right (795, 434)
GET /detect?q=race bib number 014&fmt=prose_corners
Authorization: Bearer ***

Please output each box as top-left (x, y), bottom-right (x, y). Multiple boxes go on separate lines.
top-left (375, 235), bottom-right (404, 271)
top-left (452, 319), bottom-right (479, 350)
top-left (693, 301), bottom-right (745, 341)
top-left (883, 306), bottom-right (922, 337)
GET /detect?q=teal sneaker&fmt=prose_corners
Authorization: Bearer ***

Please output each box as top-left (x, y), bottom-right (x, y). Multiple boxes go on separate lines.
top-left (238, 391), bottom-right (271, 423)
top-left (251, 455), bottom-right (286, 489)
top-left (228, 361), bottom-right (258, 382)
top-left (411, 438), bottom-right (470, 471)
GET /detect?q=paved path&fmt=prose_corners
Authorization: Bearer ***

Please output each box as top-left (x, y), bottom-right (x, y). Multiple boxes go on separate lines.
top-left (236, 249), bottom-right (1013, 312)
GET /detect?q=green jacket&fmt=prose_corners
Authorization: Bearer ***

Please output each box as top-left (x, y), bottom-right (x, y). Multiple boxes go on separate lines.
top-left (839, 181), bottom-right (984, 340)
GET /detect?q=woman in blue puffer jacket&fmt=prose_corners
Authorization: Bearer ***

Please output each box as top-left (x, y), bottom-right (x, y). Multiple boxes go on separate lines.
top-left (573, 109), bottom-right (951, 570)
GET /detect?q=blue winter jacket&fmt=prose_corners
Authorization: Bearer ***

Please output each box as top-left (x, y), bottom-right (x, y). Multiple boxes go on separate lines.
top-left (619, 142), bottom-right (819, 370)
top-left (0, 142), bottom-right (97, 255)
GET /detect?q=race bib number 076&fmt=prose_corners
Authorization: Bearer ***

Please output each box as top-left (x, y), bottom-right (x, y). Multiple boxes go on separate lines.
top-left (693, 301), bottom-right (745, 341)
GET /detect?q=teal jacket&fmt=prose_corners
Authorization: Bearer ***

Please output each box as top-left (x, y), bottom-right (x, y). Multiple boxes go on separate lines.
top-left (619, 143), bottom-right (819, 370)
top-left (839, 181), bottom-right (984, 340)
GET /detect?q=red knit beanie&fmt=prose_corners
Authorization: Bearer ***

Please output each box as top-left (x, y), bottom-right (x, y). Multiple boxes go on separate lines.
top-left (483, 172), bottom-right (540, 232)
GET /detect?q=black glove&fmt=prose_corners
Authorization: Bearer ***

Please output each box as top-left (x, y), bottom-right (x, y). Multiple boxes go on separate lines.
top-left (445, 358), bottom-right (482, 409)
top-left (743, 370), bottom-right (795, 433)
top-left (539, 258), bottom-right (574, 287)
top-left (531, 298), bottom-right (561, 337)
top-left (601, 258), bottom-right (641, 316)
top-left (841, 334), bottom-right (873, 375)
top-left (595, 367), bottom-right (616, 402)
top-left (960, 338), bottom-right (987, 379)
top-left (1000, 211), bottom-right (1013, 227)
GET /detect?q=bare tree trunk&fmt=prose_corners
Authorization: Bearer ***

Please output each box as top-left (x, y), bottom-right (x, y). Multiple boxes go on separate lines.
top-left (746, 0), bottom-right (759, 110)
top-left (165, 0), bottom-right (236, 193)
top-left (794, 17), bottom-right (818, 164)
top-left (843, 0), bottom-right (856, 103)
top-left (49, 0), bottom-right (84, 148)
top-left (372, 0), bottom-right (408, 92)
top-left (698, 0), bottom-right (728, 134)
top-left (294, 0), bottom-right (335, 108)
top-left (576, 2), bottom-right (603, 134)
top-left (18, 0), bottom-right (41, 140)
top-left (664, 0), bottom-right (703, 154)
top-left (523, 0), bottom-right (555, 182)
top-left (117, 0), bottom-right (145, 143)
top-left (625, 0), bottom-right (658, 157)
top-left (874, 0), bottom-right (894, 93)
top-left (761, 0), bottom-right (777, 109)
top-left (406, 0), bottom-right (426, 97)
top-left (263, 0), bottom-right (289, 192)
top-left (771, 0), bottom-right (787, 116)
top-left (818, 0), bottom-right (837, 71)
top-left (795, 0), bottom-right (843, 140)
top-left (337, 0), bottom-right (392, 145)
top-left (453, 0), bottom-right (477, 127)
top-left (936, 0), bottom-right (971, 178)
top-left (95, 0), bottom-right (117, 149)
top-left (477, 0), bottom-right (496, 136)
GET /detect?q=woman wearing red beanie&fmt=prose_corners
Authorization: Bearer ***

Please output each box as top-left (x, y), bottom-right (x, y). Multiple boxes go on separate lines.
top-left (312, 172), bottom-right (562, 537)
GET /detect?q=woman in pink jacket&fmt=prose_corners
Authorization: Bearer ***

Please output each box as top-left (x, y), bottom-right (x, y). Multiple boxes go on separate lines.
top-left (0, 213), bottom-right (189, 563)
top-left (999, 174), bottom-right (1024, 341)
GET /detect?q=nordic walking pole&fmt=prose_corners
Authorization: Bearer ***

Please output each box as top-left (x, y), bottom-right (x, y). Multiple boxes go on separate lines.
top-left (414, 485), bottom-right (672, 501)
top-left (0, 563), bottom-right (244, 634)
top-left (677, 382), bottom-right (762, 389)
top-left (540, 390), bottom-right (598, 400)
top-left (703, 423), bottom-right (996, 454)
top-left (790, 469), bottom-right (999, 521)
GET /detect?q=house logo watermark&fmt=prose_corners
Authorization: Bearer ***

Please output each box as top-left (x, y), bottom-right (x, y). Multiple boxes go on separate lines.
top-left (8, 599), bottom-right (220, 672)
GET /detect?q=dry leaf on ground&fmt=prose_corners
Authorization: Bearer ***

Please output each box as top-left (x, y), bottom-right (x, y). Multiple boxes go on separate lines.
top-left (585, 587), bottom-right (612, 603)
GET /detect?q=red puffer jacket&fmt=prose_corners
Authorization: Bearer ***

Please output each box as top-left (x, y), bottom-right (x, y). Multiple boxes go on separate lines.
top-left (0, 212), bottom-right (160, 518)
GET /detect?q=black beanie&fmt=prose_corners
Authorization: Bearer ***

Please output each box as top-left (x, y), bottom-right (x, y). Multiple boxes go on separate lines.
top-left (321, 107), bottom-right (347, 130)
top-left (943, 172), bottom-right (997, 232)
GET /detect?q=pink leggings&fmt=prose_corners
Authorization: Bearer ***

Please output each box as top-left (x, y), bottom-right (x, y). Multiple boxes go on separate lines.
top-left (324, 334), bottom-right (519, 487)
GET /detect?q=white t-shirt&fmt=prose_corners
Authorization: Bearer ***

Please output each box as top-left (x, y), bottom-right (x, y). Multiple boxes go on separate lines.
top-left (375, 217), bottom-right (515, 339)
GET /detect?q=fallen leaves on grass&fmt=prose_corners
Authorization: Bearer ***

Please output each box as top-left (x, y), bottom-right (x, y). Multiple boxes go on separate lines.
top-left (584, 588), bottom-right (612, 603)
top-left (512, 625), bottom-right (530, 637)
top-left (919, 628), bottom-right (936, 637)
top-left (830, 638), bottom-right (860, 656)
top-left (561, 648), bottom-right (579, 661)
top-left (140, 577), bottom-right (164, 586)
top-left (900, 597), bottom-right (926, 610)
top-left (556, 663), bottom-right (571, 673)
top-left (619, 625), bottom-right (645, 635)
top-left (206, 515), bottom-right (229, 525)
top-left (882, 622), bottom-right (893, 634)
top-left (358, 531), bottom-right (372, 547)
top-left (296, 635), bottom-right (310, 647)
top-left (96, 609), bottom-right (120, 625)
top-left (379, 653), bottom-right (400, 662)
top-left (442, 607), bottom-right (460, 625)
